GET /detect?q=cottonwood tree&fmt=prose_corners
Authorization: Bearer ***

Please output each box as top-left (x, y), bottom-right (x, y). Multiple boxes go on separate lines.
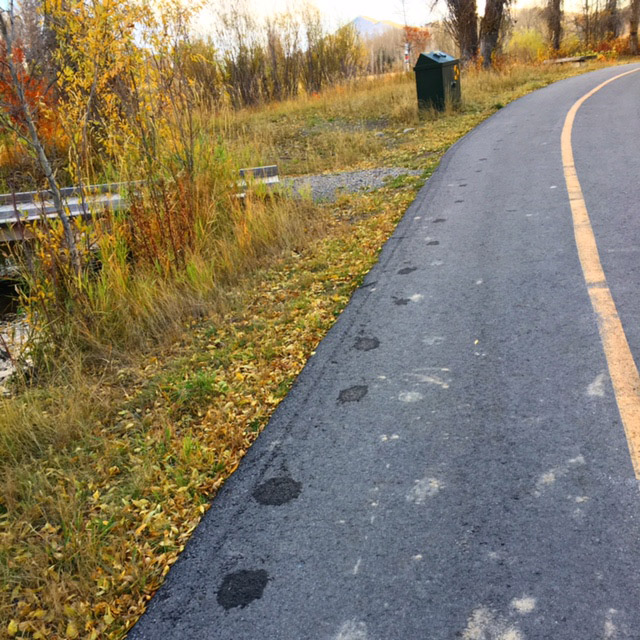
top-left (480, 0), bottom-right (511, 67)
top-left (603, 0), bottom-right (619, 40)
top-left (546, 0), bottom-right (563, 51)
top-left (443, 0), bottom-right (479, 61)
top-left (629, 0), bottom-right (639, 53)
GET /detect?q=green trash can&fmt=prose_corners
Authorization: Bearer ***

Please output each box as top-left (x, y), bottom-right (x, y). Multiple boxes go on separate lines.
top-left (414, 51), bottom-right (461, 111)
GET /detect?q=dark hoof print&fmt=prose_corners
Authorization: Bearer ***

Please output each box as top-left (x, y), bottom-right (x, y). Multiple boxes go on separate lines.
top-left (432, 218), bottom-right (446, 223)
top-left (392, 297), bottom-right (410, 305)
top-left (397, 267), bottom-right (417, 275)
top-left (338, 385), bottom-right (368, 403)
top-left (217, 569), bottom-right (269, 610)
top-left (427, 241), bottom-right (440, 246)
top-left (354, 336), bottom-right (380, 351)
top-left (253, 477), bottom-right (302, 506)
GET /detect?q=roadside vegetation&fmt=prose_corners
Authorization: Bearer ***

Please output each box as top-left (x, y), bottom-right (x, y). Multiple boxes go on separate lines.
top-left (0, 0), bottom-right (638, 637)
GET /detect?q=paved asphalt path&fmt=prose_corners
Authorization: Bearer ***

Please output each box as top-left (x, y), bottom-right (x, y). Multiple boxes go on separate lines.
top-left (130, 64), bottom-right (640, 639)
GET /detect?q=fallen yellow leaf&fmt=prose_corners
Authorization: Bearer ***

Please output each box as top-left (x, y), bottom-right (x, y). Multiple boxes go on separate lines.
top-left (66, 621), bottom-right (79, 638)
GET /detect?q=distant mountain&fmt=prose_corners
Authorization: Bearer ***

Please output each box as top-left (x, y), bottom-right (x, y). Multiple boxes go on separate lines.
top-left (351, 16), bottom-right (405, 38)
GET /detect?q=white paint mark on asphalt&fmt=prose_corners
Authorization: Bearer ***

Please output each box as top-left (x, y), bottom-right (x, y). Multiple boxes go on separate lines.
top-left (390, 434), bottom-right (400, 440)
top-left (412, 554), bottom-right (423, 561)
top-left (411, 372), bottom-right (450, 389)
top-left (423, 336), bottom-right (445, 346)
top-left (604, 609), bottom-right (618, 639)
top-left (370, 515), bottom-right (375, 524)
top-left (476, 279), bottom-right (483, 285)
top-left (377, 375), bottom-right (387, 380)
top-left (510, 597), bottom-right (536, 615)
top-left (399, 391), bottom-right (424, 402)
top-left (540, 471), bottom-right (556, 486)
top-left (353, 558), bottom-right (362, 575)
top-left (534, 455), bottom-right (586, 496)
top-left (431, 260), bottom-right (444, 266)
top-left (406, 477), bottom-right (444, 504)
top-left (414, 216), bottom-right (422, 220)
top-left (462, 607), bottom-right (524, 640)
top-left (380, 434), bottom-right (388, 442)
top-left (410, 294), bottom-right (424, 302)
top-left (335, 620), bottom-right (369, 640)
top-left (575, 496), bottom-right (589, 503)
top-left (587, 373), bottom-right (607, 397)
top-left (550, 185), bottom-right (558, 189)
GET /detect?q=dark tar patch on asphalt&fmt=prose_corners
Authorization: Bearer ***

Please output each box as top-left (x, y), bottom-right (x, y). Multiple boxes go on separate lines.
top-left (338, 385), bottom-right (368, 403)
top-left (217, 570), bottom-right (269, 610)
top-left (354, 337), bottom-right (380, 351)
top-left (253, 477), bottom-right (302, 505)
top-left (397, 267), bottom-right (417, 275)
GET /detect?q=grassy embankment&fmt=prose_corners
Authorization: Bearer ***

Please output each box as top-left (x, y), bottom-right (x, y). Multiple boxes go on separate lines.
top-left (1, 59), bottom-right (631, 639)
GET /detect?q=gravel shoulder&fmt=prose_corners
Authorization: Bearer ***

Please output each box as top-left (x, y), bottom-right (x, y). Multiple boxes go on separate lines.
top-left (284, 167), bottom-right (421, 202)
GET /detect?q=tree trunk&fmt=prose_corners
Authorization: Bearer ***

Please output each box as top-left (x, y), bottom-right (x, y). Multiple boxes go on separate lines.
top-left (547, 0), bottom-right (563, 51)
top-left (604, 0), bottom-right (618, 40)
top-left (480, 0), bottom-right (505, 68)
top-left (0, 10), bottom-right (80, 272)
top-left (630, 0), bottom-right (639, 54)
top-left (448, 0), bottom-right (479, 61)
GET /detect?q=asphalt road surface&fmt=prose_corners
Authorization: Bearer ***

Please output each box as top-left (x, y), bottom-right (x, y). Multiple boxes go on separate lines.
top-left (129, 64), bottom-right (640, 640)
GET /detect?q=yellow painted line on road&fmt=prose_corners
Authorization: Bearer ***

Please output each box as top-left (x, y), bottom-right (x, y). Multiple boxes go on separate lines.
top-left (561, 67), bottom-right (640, 478)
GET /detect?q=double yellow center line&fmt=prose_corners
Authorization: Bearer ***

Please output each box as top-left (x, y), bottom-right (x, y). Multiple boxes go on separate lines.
top-left (561, 66), bottom-right (640, 478)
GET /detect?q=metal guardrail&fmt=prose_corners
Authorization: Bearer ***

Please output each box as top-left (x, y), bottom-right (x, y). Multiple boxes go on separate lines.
top-left (544, 54), bottom-right (598, 65)
top-left (0, 182), bottom-right (134, 242)
top-left (0, 166), bottom-right (279, 243)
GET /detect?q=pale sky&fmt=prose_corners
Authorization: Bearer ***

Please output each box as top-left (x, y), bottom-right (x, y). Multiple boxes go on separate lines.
top-left (199, 0), bottom-right (444, 33)
top-left (248, 0), bottom-right (442, 26)
top-left (199, 0), bottom-right (549, 32)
